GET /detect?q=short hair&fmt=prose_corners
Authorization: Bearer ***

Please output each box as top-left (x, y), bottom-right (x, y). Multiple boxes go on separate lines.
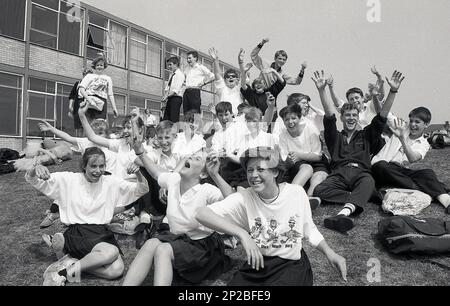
top-left (345, 87), bottom-right (364, 100)
top-left (237, 102), bottom-right (251, 112)
top-left (122, 115), bottom-right (145, 129)
top-left (156, 120), bottom-right (176, 135)
top-left (91, 55), bottom-right (108, 69)
top-left (340, 102), bottom-right (360, 116)
top-left (215, 101), bottom-right (233, 114)
top-left (279, 104), bottom-right (303, 120)
top-left (224, 68), bottom-right (239, 78)
top-left (274, 50), bottom-right (288, 60)
top-left (239, 147), bottom-right (285, 181)
top-left (245, 107), bottom-right (262, 121)
top-left (183, 110), bottom-right (197, 123)
top-left (187, 50), bottom-right (198, 60)
top-left (252, 78), bottom-right (264, 89)
top-left (409, 107), bottom-right (432, 124)
top-left (166, 56), bottom-right (180, 67)
top-left (287, 93), bottom-right (311, 106)
top-left (82, 67), bottom-right (93, 77)
top-left (80, 147), bottom-right (105, 173)
top-left (91, 119), bottom-right (109, 134)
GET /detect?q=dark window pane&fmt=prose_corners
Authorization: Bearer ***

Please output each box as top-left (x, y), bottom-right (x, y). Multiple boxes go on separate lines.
top-left (87, 25), bottom-right (106, 52)
top-left (146, 101), bottom-right (160, 111)
top-left (0, 0), bottom-right (26, 40)
top-left (130, 40), bottom-right (146, 73)
top-left (56, 94), bottom-right (72, 134)
top-left (129, 96), bottom-right (145, 109)
top-left (58, 11), bottom-right (81, 54)
top-left (89, 12), bottom-right (108, 28)
top-left (31, 4), bottom-right (58, 35)
top-left (28, 92), bottom-right (47, 118)
top-left (0, 86), bottom-right (21, 136)
top-left (32, 0), bottom-right (59, 10)
top-left (30, 30), bottom-right (57, 48)
top-left (29, 78), bottom-right (47, 92)
top-left (0, 72), bottom-right (21, 88)
top-left (46, 95), bottom-right (55, 119)
top-left (27, 119), bottom-right (52, 136)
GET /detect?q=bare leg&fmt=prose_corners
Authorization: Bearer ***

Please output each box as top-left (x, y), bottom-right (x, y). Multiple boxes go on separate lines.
top-left (292, 164), bottom-right (313, 186)
top-left (86, 255), bottom-right (124, 280)
top-left (153, 243), bottom-right (174, 286)
top-left (307, 171), bottom-right (329, 197)
top-left (122, 238), bottom-right (163, 286)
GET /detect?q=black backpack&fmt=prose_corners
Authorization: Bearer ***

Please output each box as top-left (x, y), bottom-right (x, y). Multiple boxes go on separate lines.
top-left (0, 148), bottom-right (20, 163)
top-left (378, 216), bottom-right (450, 255)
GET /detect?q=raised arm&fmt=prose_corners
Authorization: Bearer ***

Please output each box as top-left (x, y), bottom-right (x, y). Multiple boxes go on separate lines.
top-left (38, 120), bottom-right (78, 146)
top-left (326, 75), bottom-right (344, 109)
top-left (250, 38), bottom-right (269, 71)
top-left (371, 66), bottom-right (385, 101)
top-left (380, 70), bottom-right (405, 118)
top-left (284, 61), bottom-right (307, 85)
top-left (131, 132), bottom-right (165, 180)
top-left (263, 92), bottom-right (276, 129)
top-left (391, 118), bottom-right (422, 163)
top-left (206, 151), bottom-right (235, 197)
top-left (78, 101), bottom-right (111, 148)
top-left (107, 77), bottom-right (118, 118)
top-left (312, 70), bottom-right (335, 116)
top-left (238, 48), bottom-right (248, 90)
top-left (208, 47), bottom-right (222, 82)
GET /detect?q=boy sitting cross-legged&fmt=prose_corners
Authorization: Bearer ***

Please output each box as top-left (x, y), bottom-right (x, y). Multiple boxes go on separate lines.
top-left (371, 108), bottom-right (450, 214)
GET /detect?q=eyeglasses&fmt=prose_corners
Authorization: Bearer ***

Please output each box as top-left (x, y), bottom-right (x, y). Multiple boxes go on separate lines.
top-left (225, 75), bottom-right (237, 79)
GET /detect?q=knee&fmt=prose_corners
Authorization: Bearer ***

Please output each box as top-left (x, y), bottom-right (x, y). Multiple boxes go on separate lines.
top-left (299, 164), bottom-right (314, 176)
top-left (372, 161), bottom-right (389, 174)
top-left (311, 172), bottom-right (328, 185)
top-left (95, 243), bottom-right (120, 263)
top-left (362, 176), bottom-right (376, 190)
top-left (141, 238), bottom-right (161, 253)
top-left (105, 258), bottom-right (124, 280)
top-left (154, 243), bottom-right (173, 261)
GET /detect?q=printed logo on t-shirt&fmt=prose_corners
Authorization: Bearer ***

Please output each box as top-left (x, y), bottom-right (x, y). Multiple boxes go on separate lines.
top-left (249, 215), bottom-right (302, 250)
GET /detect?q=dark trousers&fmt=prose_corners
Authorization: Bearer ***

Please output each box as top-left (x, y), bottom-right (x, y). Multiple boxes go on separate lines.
top-left (163, 96), bottom-right (182, 123)
top-left (372, 161), bottom-right (449, 199)
top-left (182, 88), bottom-right (201, 114)
top-left (313, 165), bottom-right (375, 213)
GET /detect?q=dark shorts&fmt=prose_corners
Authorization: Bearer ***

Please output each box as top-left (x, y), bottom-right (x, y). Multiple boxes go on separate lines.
top-left (155, 232), bottom-right (232, 284)
top-left (229, 249), bottom-right (313, 286)
top-left (63, 224), bottom-right (121, 259)
top-left (284, 154), bottom-right (330, 181)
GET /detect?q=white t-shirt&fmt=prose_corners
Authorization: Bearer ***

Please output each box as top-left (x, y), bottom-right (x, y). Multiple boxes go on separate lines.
top-left (235, 131), bottom-right (278, 158)
top-left (26, 172), bottom-right (149, 225)
top-left (279, 123), bottom-right (322, 161)
top-left (372, 135), bottom-right (430, 168)
top-left (209, 183), bottom-right (324, 260)
top-left (108, 139), bottom-right (137, 181)
top-left (158, 172), bottom-right (223, 240)
top-left (172, 132), bottom-right (206, 157)
top-left (76, 138), bottom-right (117, 174)
top-left (184, 63), bottom-right (214, 88)
top-left (78, 73), bottom-right (113, 100)
top-left (214, 79), bottom-right (244, 114)
top-left (144, 148), bottom-right (181, 172)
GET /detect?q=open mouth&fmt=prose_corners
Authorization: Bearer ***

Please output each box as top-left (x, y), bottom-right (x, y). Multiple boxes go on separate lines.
top-left (184, 161), bottom-right (191, 168)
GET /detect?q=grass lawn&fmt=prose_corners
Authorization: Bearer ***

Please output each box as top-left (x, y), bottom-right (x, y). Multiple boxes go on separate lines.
top-left (1, 148), bottom-right (449, 286)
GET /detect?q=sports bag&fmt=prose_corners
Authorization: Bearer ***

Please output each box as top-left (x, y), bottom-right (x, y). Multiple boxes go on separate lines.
top-left (378, 216), bottom-right (450, 254)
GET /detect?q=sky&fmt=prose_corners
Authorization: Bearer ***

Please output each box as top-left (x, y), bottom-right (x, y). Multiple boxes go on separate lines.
top-left (83, 0), bottom-right (450, 124)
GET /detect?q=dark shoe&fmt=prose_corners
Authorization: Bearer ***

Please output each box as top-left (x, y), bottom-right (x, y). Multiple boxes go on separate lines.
top-left (135, 230), bottom-right (148, 250)
top-left (324, 215), bottom-right (354, 233)
top-left (309, 197), bottom-right (321, 211)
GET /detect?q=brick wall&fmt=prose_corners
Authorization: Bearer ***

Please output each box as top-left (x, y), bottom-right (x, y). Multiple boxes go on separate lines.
top-left (0, 138), bottom-right (23, 152)
top-left (0, 36), bottom-right (25, 68)
top-left (130, 72), bottom-right (163, 96)
top-left (29, 45), bottom-right (83, 79)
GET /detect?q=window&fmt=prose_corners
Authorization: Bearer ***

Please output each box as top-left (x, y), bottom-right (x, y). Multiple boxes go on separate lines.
top-left (87, 13), bottom-right (127, 67)
top-left (164, 43), bottom-right (187, 80)
top-left (129, 30), bottom-right (162, 77)
top-left (129, 95), bottom-right (146, 112)
top-left (27, 78), bottom-right (56, 136)
top-left (30, 0), bottom-right (84, 55)
top-left (54, 83), bottom-right (75, 135)
top-left (0, 0), bottom-right (26, 40)
top-left (145, 99), bottom-right (161, 113)
top-left (107, 94), bottom-right (126, 124)
top-left (202, 57), bottom-right (214, 92)
top-left (0, 72), bottom-right (22, 136)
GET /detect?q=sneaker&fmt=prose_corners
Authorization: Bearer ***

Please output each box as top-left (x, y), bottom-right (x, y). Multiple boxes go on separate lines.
top-left (51, 233), bottom-right (65, 260)
top-left (324, 215), bottom-right (354, 233)
top-left (40, 212), bottom-right (59, 228)
top-left (43, 254), bottom-right (78, 286)
top-left (309, 197), bottom-right (321, 211)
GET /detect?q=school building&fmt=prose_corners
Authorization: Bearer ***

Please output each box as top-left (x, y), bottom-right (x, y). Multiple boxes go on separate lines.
top-left (0, 0), bottom-right (236, 151)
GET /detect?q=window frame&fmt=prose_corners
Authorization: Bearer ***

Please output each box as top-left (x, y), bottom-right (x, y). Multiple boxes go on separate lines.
top-left (129, 29), bottom-right (163, 77)
top-left (0, 71), bottom-right (23, 137)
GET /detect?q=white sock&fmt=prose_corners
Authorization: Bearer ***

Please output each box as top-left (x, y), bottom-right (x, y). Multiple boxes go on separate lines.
top-left (437, 194), bottom-right (450, 208)
top-left (338, 203), bottom-right (356, 216)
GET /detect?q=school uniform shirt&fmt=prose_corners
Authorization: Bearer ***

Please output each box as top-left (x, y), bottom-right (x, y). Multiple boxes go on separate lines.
top-left (324, 114), bottom-right (386, 170)
top-left (371, 135), bottom-right (430, 168)
top-left (76, 138), bottom-right (117, 174)
top-left (78, 73), bottom-right (113, 101)
top-left (172, 132), bottom-right (206, 157)
top-left (25, 172), bottom-right (149, 225)
top-left (146, 114), bottom-right (157, 126)
top-left (279, 122), bottom-right (322, 161)
top-left (272, 110), bottom-right (324, 138)
top-left (145, 148), bottom-right (181, 172)
top-left (158, 172), bottom-right (223, 240)
top-left (165, 68), bottom-right (185, 97)
top-left (208, 183), bottom-right (324, 260)
top-left (214, 79), bottom-right (244, 114)
top-left (184, 63), bottom-right (214, 88)
top-left (108, 139), bottom-right (138, 181)
top-left (235, 131), bottom-right (279, 158)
